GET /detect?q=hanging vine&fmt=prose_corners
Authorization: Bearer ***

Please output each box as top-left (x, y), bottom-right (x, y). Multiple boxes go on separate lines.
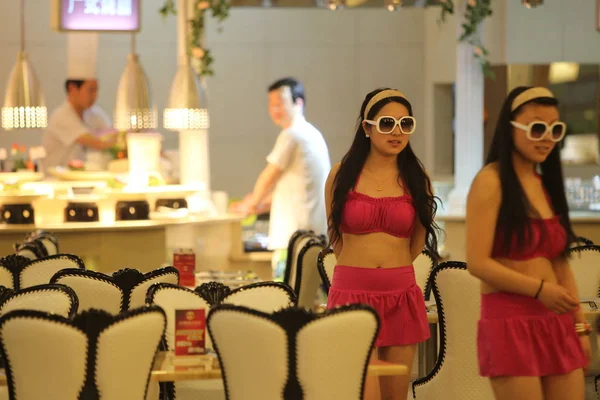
top-left (159, 0), bottom-right (230, 76)
top-left (438, 0), bottom-right (494, 79)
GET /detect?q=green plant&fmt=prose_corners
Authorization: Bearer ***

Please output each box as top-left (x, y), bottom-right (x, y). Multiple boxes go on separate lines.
top-left (438, 0), bottom-right (494, 79)
top-left (159, 0), bottom-right (230, 77)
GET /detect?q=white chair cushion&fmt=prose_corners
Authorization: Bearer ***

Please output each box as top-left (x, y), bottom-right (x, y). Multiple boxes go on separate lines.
top-left (129, 270), bottom-right (179, 309)
top-left (52, 272), bottom-right (123, 314)
top-left (297, 307), bottom-right (377, 400)
top-left (568, 246), bottom-right (600, 298)
top-left (223, 282), bottom-right (296, 313)
top-left (96, 308), bottom-right (166, 400)
top-left (208, 308), bottom-right (288, 400)
top-left (208, 304), bottom-right (377, 400)
top-left (296, 241), bottom-right (324, 310)
top-left (413, 262), bottom-right (494, 400)
top-left (0, 311), bottom-right (88, 400)
top-left (413, 251), bottom-right (434, 295)
top-left (0, 284), bottom-right (77, 318)
top-left (20, 254), bottom-right (84, 289)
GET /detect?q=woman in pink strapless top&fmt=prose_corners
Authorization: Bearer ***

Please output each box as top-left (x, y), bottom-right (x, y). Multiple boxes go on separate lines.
top-left (466, 86), bottom-right (590, 400)
top-left (324, 88), bottom-right (441, 400)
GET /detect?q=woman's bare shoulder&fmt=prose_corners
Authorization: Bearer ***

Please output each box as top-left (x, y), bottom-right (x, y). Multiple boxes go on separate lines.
top-left (469, 163), bottom-right (502, 201)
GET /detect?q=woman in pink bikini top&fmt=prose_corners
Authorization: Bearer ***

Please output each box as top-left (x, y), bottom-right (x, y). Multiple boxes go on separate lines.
top-left (325, 88), bottom-right (440, 400)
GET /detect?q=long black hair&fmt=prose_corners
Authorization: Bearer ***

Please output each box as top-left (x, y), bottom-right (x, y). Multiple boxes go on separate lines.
top-left (328, 88), bottom-right (441, 260)
top-left (486, 86), bottom-right (576, 254)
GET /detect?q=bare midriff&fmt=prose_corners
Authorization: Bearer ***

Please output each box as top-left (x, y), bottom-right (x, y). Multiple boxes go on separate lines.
top-left (481, 257), bottom-right (558, 294)
top-left (336, 231), bottom-right (413, 268)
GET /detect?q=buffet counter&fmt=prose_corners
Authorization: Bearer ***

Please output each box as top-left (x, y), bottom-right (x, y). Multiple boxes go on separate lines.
top-left (0, 214), bottom-right (252, 275)
top-left (437, 211), bottom-right (600, 262)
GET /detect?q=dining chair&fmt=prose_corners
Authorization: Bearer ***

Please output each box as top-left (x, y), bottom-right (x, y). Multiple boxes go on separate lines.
top-left (207, 303), bottom-right (378, 400)
top-left (0, 283), bottom-right (78, 318)
top-left (412, 261), bottom-right (494, 400)
top-left (51, 266), bottom-right (179, 314)
top-left (294, 238), bottom-right (325, 310)
top-left (0, 253), bottom-right (84, 290)
top-left (0, 306), bottom-right (165, 400)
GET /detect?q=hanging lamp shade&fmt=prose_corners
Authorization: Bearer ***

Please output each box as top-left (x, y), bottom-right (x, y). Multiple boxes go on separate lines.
top-left (1, 52), bottom-right (47, 130)
top-left (163, 61), bottom-right (210, 131)
top-left (114, 53), bottom-right (157, 131)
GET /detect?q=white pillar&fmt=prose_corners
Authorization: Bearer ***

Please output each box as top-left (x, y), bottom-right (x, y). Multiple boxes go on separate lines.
top-left (175, 0), bottom-right (211, 192)
top-left (179, 129), bottom-right (210, 188)
top-left (447, 0), bottom-right (484, 214)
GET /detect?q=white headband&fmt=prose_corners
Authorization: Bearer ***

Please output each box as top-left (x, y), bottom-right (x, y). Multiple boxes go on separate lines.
top-left (364, 89), bottom-right (407, 119)
top-left (511, 87), bottom-right (555, 112)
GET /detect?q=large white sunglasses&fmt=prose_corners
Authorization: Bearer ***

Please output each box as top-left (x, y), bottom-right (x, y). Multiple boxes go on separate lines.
top-left (510, 120), bottom-right (566, 142)
top-left (365, 116), bottom-right (416, 135)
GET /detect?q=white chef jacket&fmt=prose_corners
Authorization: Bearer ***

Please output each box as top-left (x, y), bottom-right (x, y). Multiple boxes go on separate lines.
top-left (266, 115), bottom-right (331, 250)
top-left (42, 102), bottom-right (111, 170)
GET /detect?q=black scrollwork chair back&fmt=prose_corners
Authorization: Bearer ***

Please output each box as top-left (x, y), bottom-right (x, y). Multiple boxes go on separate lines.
top-left (294, 239), bottom-right (325, 309)
top-left (412, 262), bottom-right (494, 400)
top-left (207, 304), bottom-right (379, 400)
top-left (0, 254), bottom-right (84, 290)
top-left (0, 284), bottom-right (78, 319)
top-left (51, 267), bottom-right (179, 314)
top-left (0, 307), bottom-right (165, 400)
top-left (567, 244), bottom-right (600, 298)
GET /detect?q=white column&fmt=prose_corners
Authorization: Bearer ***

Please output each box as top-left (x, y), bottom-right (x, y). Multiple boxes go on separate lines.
top-left (447, 0), bottom-right (484, 214)
top-left (175, 0), bottom-right (211, 192)
top-left (179, 129), bottom-right (210, 188)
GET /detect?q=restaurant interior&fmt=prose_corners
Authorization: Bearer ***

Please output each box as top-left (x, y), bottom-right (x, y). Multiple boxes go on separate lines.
top-left (0, 0), bottom-right (599, 399)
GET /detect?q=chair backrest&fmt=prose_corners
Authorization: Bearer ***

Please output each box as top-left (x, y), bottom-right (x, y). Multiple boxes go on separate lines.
top-left (283, 230), bottom-right (314, 290)
top-left (0, 254), bottom-right (84, 291)
top-left (567, 245), bottom-right (600, 298)
top-left (128, 268), bottom-right (180, 309)
top-left (0, 284), bottom-right (78, 318)
top-left (413, 262), bottom-right (494, 400)
top-left (146, 283), bottom-right (212, 351)
top-left (146, 283), bottom-right (213, 400)
top-left (317, 248), bottom-right (336, 294)
top-left (572, 236), bottom-right (594, 248)
top-left (222, 281), bottom-right (297, 313)
top-left (20, 254), bottom-right (85, 289)
top-left (207, 304), bottom-right (378, 400)
top-left (15, 230), bottom-right (59, 259)
top-left (0, 307), bottom-right (166, 400)
top-left (295, 239), bottom-right (325, 309)
top-left (51, 266), bottom-right (180, 313)
top-left (413, 250), bottom-right (435, 299)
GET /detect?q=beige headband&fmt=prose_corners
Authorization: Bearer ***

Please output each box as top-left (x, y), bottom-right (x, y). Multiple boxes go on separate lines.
top-left (364, 89), bottom-right (407, 119)
top-left (511, 87), bottom-right (555, 112)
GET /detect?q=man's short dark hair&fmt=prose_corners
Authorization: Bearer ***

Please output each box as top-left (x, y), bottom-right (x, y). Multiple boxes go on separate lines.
top-left (268, 77), bottom-right (305, 105)
top-left (65, 79), bottom-right (85, 93)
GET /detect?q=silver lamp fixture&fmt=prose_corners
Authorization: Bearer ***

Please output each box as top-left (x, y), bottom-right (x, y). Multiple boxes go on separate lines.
top-left (163, 0), bottom-right (210, 131)
top-left (326, 0), bottom-right (346, 11)
top-left (522, 0), bottom-right (543, 8)
top-left (1, 0), bottom-right (47, 130)
top-left (114, 34), bottom-right (157, 131)
top-left (385, 0), bottom-right (403, 11)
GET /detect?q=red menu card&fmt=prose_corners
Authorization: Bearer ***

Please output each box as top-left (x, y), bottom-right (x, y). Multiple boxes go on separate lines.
top-left (173, 249), bottom-right (196, 287)
top-left (174, 309), bottom-right (206, 356)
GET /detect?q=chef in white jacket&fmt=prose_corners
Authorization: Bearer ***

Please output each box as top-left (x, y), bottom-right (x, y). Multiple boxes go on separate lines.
top-left (42, 34), bottom-right (116, 171)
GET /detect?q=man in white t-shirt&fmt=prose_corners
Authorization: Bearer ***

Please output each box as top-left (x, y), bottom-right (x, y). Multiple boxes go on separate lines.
top-left (232, 78), bottom-right (331, 279)
top-left (41, 79), bottom-right (118, 171)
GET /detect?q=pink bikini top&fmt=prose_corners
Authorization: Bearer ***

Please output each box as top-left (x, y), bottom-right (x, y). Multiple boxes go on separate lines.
top-left (491, 181), bottom-right (567, 261)
top-left (341, 174), bottom-right (415, 238)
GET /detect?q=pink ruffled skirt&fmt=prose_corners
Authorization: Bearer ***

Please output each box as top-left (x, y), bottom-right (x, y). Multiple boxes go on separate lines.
top-left (327, 265), bottom-right (430, 347)
top-left (478, 292), bottom-right (588, 377)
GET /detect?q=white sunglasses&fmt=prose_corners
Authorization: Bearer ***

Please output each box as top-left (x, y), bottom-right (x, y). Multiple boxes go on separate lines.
top-left (365, 116), bottom-right (416, 135)
top-left (510, 120), bottom-right (566, 142)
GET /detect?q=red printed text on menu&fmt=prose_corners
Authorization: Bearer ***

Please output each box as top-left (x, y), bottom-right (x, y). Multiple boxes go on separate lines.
top-left (174, 309), bottom-right (206, 356)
